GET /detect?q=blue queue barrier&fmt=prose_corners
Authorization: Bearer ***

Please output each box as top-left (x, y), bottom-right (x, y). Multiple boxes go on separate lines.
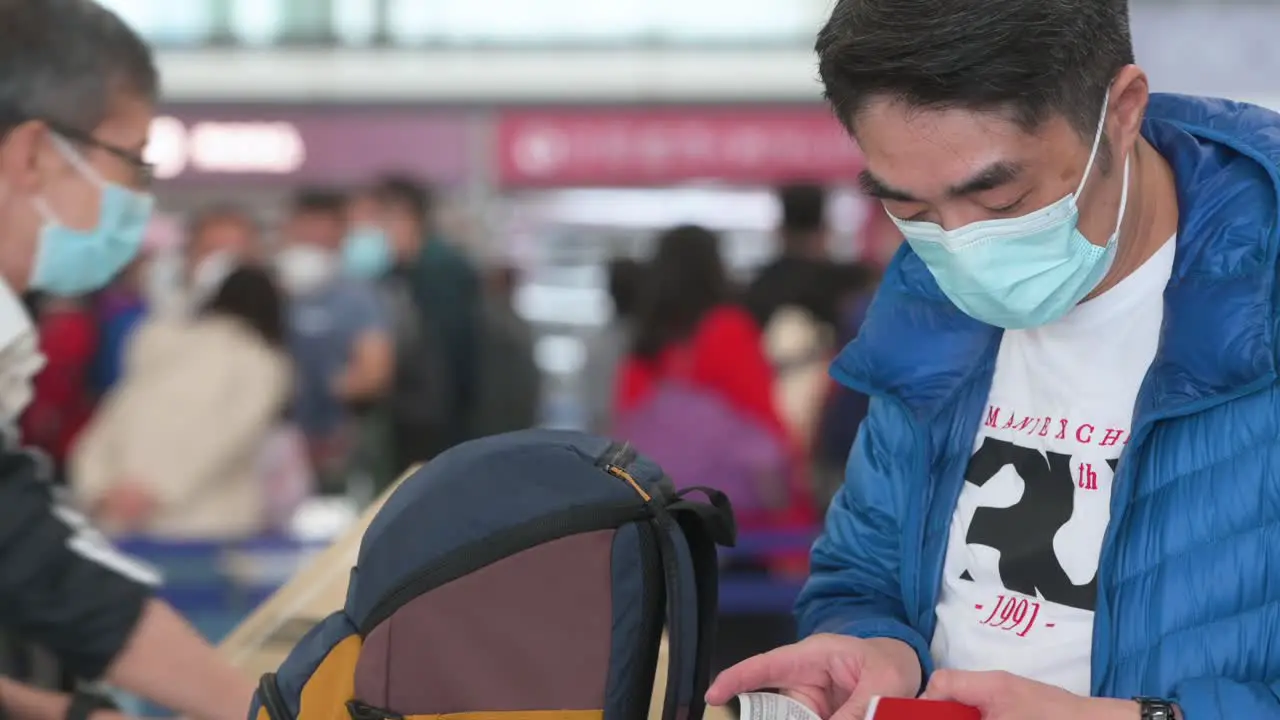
top-left (110, 537), bottom-right (326, 717)
top-left (720, 527), bottom-right (819, 560)
top-left (719, 527), bottom-right (819, 615)
top-left (114, 536), bottom-right (328, 644)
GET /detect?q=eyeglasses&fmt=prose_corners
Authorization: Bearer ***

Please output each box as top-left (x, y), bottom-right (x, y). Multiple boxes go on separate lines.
top-left (43, 119), bottom-right (156, 188)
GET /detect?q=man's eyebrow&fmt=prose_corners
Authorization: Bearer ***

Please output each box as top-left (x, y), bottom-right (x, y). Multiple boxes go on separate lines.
top-left (857, 169), bottom-right (917, 203)
top-left (947, 160), bottom-right (1024, 197)
top-left (858, 160), bottom-right (1025, 203)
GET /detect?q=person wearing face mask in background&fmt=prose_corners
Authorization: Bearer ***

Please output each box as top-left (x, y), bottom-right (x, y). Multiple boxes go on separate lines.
top-left (707, 1), bottom-right (1280, 719)
top-left (71, 265), bottom-right (292, 540)
top-left (281, 189), bottom-right (393, 496)
top-left (0, 2), bottom-right (257, 720)
top-left (181, 204), bottom-right (262, 307)
top-left (343, 190), bottom-right (450, 477)
top-left (368, 175), bottom-right (482, 455)
top-left (81, 207), bottom-right (270, 509)
top-left (172, 204), bottom-right (315, 532)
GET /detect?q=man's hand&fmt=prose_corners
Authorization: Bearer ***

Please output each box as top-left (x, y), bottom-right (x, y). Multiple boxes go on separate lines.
top-left (93, 482), bottom-right (158, 533)
top-left (923, 670), bottom-right (1139, 719)
top-left (333, 331), bottom-right (393, 402)
top-left (706, 634), bottom-right (922, 720)
top-left (106, 599), bottom-right (255, 720)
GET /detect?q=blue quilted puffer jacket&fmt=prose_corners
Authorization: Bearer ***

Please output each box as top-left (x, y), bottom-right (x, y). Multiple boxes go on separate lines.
top-left (797, 94), bottom-right (1280, 719)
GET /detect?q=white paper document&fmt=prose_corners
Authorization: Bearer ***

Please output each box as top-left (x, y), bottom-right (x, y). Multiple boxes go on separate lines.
top-left (733, 692), bottom-right (821, 720)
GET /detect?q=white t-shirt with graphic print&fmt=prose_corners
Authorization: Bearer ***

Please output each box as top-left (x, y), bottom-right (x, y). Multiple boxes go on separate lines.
top-left (930, 237), bottom-right (1176, 695)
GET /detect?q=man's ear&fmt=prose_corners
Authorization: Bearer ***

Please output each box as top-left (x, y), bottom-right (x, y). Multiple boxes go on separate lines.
top-left (1108, 65), bottom-right (1150, 155)
top-left (0, 120), bottom-right (50, 195)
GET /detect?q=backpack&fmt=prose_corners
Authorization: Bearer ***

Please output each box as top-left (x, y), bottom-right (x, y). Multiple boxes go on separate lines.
top-left (467, 299), bottom-right (541, 439)
top-left (248, 429), bottom-right (736, 720)
top-left (614, 376), bottom-right (789, 516)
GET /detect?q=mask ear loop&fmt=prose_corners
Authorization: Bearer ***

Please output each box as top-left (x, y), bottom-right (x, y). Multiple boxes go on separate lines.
top-left (33, 134), bottom-right (109, 225)
top-left (49, 133), bottom-right (108, 189)
top-left (1075, 89), bottom-right (1113, 198)
top-left (1110, 154), bottom-right (1132, 240)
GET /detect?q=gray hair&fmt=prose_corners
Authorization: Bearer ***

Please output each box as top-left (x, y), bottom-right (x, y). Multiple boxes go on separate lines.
top-left (0, 0), bottom-right (158, 135)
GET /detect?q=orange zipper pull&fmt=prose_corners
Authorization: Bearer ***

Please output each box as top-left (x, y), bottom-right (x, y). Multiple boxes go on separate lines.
top-left (605, 464), bottom-right (652, 502)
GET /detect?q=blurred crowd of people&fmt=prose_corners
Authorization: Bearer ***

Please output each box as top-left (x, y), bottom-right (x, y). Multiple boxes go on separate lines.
top-left (591, 183), bottom-right (881, 563)
top-left (13, 174), bottom-right (880, 557)
top-left (17, 175), bottom-right (542, 542)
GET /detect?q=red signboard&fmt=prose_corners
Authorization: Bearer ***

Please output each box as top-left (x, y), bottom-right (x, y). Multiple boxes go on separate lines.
top-left (496, 108), bottom-right (863, 187)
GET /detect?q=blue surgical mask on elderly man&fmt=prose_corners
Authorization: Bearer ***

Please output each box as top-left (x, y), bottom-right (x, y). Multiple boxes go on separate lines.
top-left (888, 92), bottom-right (1130, 329)
top-left (29, 134), bottom-right (154, 296)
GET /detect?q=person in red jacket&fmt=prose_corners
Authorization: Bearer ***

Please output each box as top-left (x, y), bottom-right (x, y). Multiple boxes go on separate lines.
top-left (615, 225), bottom-right (816, 537)
top-left (21, 295), bottom-right (98, 480)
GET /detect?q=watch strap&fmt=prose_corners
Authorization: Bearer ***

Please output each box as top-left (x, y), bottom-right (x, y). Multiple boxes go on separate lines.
top-left (1134, 697), bottom-right (1176, 720)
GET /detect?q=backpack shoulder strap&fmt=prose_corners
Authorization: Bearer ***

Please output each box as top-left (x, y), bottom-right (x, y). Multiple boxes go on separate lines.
top-left (662, 487), bottom-right (736, 720)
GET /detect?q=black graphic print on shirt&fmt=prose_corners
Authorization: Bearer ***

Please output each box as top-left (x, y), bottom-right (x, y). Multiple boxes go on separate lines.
top-left (959, 437), bottom-right (1115, 612)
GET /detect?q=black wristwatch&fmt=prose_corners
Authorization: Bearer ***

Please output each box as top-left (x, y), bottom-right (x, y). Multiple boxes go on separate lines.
top-left (65, 690), bottom-right (119, 720)
top-left (1134, 697), bottom-right (1176, 720)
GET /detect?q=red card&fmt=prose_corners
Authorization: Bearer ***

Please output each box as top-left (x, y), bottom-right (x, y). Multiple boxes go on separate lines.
top-left (866, 697), bottom-right (981, 720)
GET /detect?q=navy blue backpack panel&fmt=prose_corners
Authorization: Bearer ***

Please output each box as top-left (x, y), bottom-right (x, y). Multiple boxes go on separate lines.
top-left (250, 430), bottom-right (735, 720)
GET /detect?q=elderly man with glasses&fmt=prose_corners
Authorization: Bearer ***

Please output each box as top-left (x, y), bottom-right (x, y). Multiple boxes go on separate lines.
top-left (0, 2), bottom-right (255, 720)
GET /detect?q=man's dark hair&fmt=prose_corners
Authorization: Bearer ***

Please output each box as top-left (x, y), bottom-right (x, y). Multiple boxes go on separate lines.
top-left (778, 183), bottom-right (827, 237)
top-left (291, 188), bottom-right (348, 218)
top-left (372, 174), bottom-right (434, 227)
top-left (815, 0), bottom-right (1134, 141)
top-left (0, 0), bottom-right (158, 135)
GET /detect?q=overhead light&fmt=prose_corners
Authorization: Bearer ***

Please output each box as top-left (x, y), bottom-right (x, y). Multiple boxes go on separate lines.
top-left (144, 115), bottom-right (307, 177)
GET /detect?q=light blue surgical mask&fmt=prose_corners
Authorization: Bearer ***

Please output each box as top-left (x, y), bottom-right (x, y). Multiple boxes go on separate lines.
top-left (889, 93), bottom-right (1129, 329)
top-left (29, 135), bottom-right (154, 296)
top-left (342, 226), bottom-right (393, 279)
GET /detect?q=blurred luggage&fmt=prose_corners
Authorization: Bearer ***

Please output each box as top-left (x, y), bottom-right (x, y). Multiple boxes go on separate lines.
top-left (616, 377), bottom-right (790, 516)
top-left (248, 430), bottom-right (736, 720)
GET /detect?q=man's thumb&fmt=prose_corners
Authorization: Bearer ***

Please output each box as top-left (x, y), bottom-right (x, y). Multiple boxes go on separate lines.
top-left (706, 645), bottom-right (801, 705)
top-left (830, 688), bottom-right (875, 720)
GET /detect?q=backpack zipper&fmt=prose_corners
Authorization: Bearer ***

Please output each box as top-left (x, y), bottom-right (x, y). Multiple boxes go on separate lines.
top-left (604, 464), bottom-right (651, 502)
top-left (347, 700), bottom-right (403, 720)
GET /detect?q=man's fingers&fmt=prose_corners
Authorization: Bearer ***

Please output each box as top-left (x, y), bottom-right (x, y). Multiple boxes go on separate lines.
top-left (922, 670), bottom-right (992, 706)
top-left (921, 670), bottom-right (960, 701)
top-left (830, 689), bottom-right (875, 720)
top-left (780, 691), bottom-right (825, 717)
top-left (705, 645), bottom-right (808, 704)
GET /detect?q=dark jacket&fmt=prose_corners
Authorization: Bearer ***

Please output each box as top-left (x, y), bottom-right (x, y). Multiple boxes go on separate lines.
top-left (468, 297), bottom-right (540, 438)
top-left (0, 427), bottom-right (155, 679)
top-left (410, 238), bottom-right (481, 446)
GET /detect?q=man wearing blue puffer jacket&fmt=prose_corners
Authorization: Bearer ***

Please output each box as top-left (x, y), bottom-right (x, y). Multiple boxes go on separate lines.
top-left (707, 1), bottom-right (1280, 719)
